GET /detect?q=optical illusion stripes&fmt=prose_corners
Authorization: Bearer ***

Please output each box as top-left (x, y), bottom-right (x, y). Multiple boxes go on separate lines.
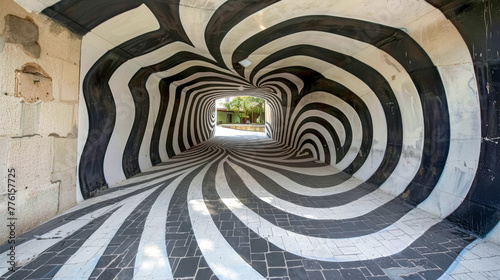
top-left (0, 136), bottom-right (479, 279)
top-left (2, 0), bottom-right (500, 279)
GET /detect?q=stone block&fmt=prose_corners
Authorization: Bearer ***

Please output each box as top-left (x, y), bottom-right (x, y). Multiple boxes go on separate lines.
top-left (73, 103), bottom-right (79, 135)
top-left (38, 19), bottom-right (70, 61)
top-left (53, 137), bottom-right (77, 172)
top-left (52, 170), bottom-right (76, 212)
top-left (67, 35), bottom-right (81, 64)
top-left (20, 100), bottom-right (40, 135)
top-left (8, 136), bottom-right (53, 191)
top-left (0, 35), bottom-right (5, 53)
top-left (60, 61), bottom-right (79, 101)
top-left (38, 102), bottom-right (74, 136)
top-left (0, 95), bottom-right (21, 136)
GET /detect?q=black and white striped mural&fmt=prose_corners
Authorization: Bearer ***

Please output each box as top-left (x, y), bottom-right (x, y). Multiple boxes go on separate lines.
top-left (9, 0), bottom-right (499, 278)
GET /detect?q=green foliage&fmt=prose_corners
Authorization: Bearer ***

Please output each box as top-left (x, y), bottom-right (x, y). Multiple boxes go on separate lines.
top-left (221, 96), bottom-right (265, 124)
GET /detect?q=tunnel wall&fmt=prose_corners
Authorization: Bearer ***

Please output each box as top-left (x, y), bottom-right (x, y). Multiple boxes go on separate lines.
top-left (15, 0), bottom-right (500, 243)
top-left (0, 0), bottom-right (80, 244)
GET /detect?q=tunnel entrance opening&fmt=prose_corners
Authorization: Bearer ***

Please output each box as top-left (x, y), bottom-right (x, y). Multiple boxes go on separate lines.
top-left (214, 96), bottom-right (266, 136)
top-left (215, 96), bottom-right (266, 125)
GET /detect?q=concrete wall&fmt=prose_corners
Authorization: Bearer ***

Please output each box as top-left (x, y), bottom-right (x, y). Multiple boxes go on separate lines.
top-left (217, 111), bottom-right (240, 124)
top-left (0, 0), bottom-right (80, 244)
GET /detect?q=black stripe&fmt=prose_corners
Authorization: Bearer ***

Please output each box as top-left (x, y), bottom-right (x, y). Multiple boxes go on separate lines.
top-left (42, 0), bottom-right (143, 35)
top-left (123, 68), bottom-right (152, 177)
top-left (78, 51), bottom-right (127, 198)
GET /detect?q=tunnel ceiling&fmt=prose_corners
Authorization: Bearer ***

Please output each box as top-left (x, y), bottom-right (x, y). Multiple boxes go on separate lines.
top-left (14, 0), bottom-right (500, 237)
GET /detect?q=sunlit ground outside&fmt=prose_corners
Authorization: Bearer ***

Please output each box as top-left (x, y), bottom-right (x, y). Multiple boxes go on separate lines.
top-left (214, 125), bottom-right (266, 137)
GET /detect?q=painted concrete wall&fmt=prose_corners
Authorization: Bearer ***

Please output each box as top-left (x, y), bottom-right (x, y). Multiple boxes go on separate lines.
top-left (24, 0), bottom-right (500, 245)
top-left (217, 111), bottom-right (240, 124)
top-left (0, 0), bottom-right (80, 244)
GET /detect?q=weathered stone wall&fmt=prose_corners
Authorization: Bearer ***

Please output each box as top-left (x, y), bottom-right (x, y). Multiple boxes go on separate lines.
top-left (0, 0), bottom-right (81, 244)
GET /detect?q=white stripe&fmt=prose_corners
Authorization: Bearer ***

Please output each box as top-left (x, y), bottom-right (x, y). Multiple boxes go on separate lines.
top-left (13, 0), bottom-right (55, 13)
top-left (486, 221), bottom-right (500, 245)
top-left (91, 4), bottom-right (159, 47)
top-left (104, 61), bottom-right (140, 185)
top-left (179, 0), bottom-right (226, 59)
top-left (134, 169), bottom-right (197, 280)
top-left (441, 239), bottom-right (500, 279)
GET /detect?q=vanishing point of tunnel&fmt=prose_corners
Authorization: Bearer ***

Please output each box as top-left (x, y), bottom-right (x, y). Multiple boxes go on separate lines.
top-left (0, 0), bottom-right (499, 279)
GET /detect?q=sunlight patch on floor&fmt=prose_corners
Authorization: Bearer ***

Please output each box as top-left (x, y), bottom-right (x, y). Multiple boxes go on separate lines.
top-left (214, 126), bottom-right (266, 137)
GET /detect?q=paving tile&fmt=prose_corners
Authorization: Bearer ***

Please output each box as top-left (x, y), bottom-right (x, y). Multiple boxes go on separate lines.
top-left (26, 265), bottom-right (59, 279)
top-left (418, 269), bottom-right (444, 279)
top-left (96, 268), bottom-right (122, 280)
top-left (306, 270), bottom-right (326, 280)
top-left (174, 257), bottom-right (201, 278)
top-left (266, 252), bottom-right (286, 267)
top-left (400, 273), bottom-right (425, 280)
top-left (424, 252), bottom-right (456, 270)
top-left (362, 261), bottom-right (385, 276)
top-left (251, 261), bottom-right (268, 277)
top-left (196, 268), bottom-right (214, 280)
top-left (250, 238), bottom-right (269, 253)
top-left (303, 259), bottom-right (322, 270)
top-left (269, 268), bottom-right (288, 277)
top-left (116, 268), bottom-right (134, 280)
top-left (341, 268), bottom-right (367, 280)
top-left (323, 269), bottom-right (345, 280)
top-left (288, 266), bottom-right (309, 278)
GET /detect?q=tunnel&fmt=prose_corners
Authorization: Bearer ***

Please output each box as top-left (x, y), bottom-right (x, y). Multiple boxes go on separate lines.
top-left (0, 0), bottom-right (499, 279)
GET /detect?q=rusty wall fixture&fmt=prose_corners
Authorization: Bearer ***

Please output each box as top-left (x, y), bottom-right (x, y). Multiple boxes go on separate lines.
top-left (14, 63), bottom-right (53, 103)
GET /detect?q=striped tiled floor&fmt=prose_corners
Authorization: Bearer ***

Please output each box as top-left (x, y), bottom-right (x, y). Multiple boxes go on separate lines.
top-left (0, 128), bottom-right (498, 280)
